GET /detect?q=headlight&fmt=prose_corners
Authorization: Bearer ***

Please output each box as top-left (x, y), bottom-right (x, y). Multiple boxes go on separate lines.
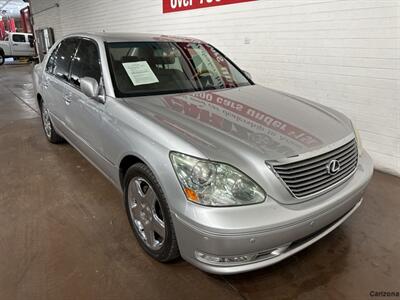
top-left (353, 124), bottom-right (363, 156)
top-left (170, 152), bottom-right (266, 206)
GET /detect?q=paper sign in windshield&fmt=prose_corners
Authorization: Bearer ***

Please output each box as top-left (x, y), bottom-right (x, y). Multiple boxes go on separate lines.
top-left (122, 61), bottom-right (159, 86)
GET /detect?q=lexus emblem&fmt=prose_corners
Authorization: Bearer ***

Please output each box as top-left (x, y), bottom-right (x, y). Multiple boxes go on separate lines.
top-left (327, 160), bottom-right (341, 175)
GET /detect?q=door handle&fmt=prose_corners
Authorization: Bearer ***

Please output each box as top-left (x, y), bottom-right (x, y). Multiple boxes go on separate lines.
top-left (64, 94), bottom-right (72, 105)
top-left (43, 80), bottom-right (49, 89)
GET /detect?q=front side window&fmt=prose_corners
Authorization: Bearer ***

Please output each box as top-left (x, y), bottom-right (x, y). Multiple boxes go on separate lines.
top-left (45, 44), bottom-right (60, 74)
top-left (53, 38), bottom-right (79, 81)
top-left (12, 34), bottom-right (26, 43)
top-left (106, 41), bottom-right (251, 97)
top-left (70, 39), bottom-right (101, 88)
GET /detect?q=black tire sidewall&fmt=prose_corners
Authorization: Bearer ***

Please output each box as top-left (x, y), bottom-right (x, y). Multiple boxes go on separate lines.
top-left (123, 163), bottom-right (179, 262)
top-left (0, 55), bottom-right (5, 65)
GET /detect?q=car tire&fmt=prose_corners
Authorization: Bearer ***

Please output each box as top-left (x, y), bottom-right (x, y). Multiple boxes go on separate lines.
top-left (124, 163), bottom-right (180, 262)
top-left (0, 54), bottom-right (5, 65)
top-left (40, 102), bottom-right (65, 144)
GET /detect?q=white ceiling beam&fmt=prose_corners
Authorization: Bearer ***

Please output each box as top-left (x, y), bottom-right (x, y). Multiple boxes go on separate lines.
top-left (0, 0), bottom-right (13, 10)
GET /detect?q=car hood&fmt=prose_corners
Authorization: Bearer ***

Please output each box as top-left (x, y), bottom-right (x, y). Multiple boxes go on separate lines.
top-left (122, 85), bottom-right (353, 162)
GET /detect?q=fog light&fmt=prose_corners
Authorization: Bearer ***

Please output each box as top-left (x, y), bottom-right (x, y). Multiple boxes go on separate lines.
top-left (195, 251), bottom-right (252, 266)
top-left (194, 244), bottom-right (291, 266)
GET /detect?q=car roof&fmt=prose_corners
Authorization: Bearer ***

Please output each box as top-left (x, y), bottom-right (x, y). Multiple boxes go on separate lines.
top-left (65, 32), bottom-right (205, 43)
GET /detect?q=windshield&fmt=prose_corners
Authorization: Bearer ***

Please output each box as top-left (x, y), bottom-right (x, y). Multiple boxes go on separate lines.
top-left (106, 41), bottom-right (252, 97)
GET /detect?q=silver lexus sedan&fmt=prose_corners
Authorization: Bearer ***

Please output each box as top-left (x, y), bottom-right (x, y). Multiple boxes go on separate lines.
top-left (33, 33), bottom-right (373, 274)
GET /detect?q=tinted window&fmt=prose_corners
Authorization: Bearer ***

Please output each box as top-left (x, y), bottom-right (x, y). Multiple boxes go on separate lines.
top-left (45, 44), bottom-right (60, 74)
top-left (53, 38), bottom-right (79, 81)
top-left (70, 39), bottom-right (101, 88)
top-left (12, 34), bottom-right (26, 43)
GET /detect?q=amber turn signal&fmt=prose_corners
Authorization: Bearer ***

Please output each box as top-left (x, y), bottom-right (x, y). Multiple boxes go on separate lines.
top-left (184, 188), bottom-right (199, 202)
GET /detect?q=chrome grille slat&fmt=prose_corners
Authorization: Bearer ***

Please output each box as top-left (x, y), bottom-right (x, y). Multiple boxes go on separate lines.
top-left (288, 159), bottom-right (357, 190)
top-left (271, 139), bottom-right (358, 199)
top-left (275, 143), bottom-right (356, 175)
top-left (283, 154), bottom-right (357, 187)
top-left (291, 166), bottom-right (356, 197)
top-left (280, 168), bottom-right (328, 183)
top-left (279, 148), bottom-right (357, 180)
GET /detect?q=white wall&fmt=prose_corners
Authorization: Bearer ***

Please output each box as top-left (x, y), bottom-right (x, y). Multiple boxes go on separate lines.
top-left (31, 0), bottom-right (400, 176)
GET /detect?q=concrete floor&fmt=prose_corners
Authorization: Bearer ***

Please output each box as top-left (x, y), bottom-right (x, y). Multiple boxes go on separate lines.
top-left (0, 64), bottom-right (399, 300)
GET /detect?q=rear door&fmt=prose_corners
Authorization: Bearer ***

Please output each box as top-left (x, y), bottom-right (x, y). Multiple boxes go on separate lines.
top-left (10, 34), bottom-right (32, 56)
top-left (43, 38), bottom-right (79, 133)
top-left (42, 43), bottom-right (60, 123)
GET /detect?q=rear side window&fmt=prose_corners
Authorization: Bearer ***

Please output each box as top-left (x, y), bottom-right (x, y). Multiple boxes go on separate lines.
top-left (70, 39), bottom-right (101, 88)
top-left (53, 38), bottom-right (79, 81)
top-left (12, 34), bottom-right (26, 43)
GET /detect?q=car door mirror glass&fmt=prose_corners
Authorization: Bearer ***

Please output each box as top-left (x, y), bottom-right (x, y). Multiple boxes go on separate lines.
top-left (80, 77), bottom-right (105, 104)
top-left (81, 77), bottom-right (99, 98)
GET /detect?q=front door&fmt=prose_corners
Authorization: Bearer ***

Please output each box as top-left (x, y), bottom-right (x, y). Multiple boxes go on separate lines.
top-left (63, 38), bottom-right (111, 174)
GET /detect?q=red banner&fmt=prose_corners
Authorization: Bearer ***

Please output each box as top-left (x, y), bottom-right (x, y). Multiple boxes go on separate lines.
top-left (0, 21), bottom-right (5, 40)
top-left (7, 19), bottom-right (16, 32)
top-left (163, 0), bottom-right (255, 13)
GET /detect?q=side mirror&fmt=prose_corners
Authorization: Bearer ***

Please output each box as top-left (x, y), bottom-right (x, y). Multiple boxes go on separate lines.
top-left (243, 70), bottom-right (252, 80)
top-left (80, 77), bottom-right (105, 103)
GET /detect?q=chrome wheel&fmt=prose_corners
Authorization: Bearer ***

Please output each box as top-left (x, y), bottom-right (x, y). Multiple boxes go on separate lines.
top-left (128, 177), bottom-right (166, 251)
top-left (42, 107), bottom-right (52, 138)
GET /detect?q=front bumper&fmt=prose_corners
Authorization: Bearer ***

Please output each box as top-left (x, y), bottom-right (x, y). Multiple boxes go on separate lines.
top-left (172, 152), bottom-right (373, 274)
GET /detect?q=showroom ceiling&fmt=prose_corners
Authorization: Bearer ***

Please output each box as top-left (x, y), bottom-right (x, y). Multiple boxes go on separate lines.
top-left (0, 0), bottom-right (28, 18)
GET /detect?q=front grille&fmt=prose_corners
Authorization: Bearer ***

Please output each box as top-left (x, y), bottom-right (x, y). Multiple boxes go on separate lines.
top-left (272, 139), bottom-right (358, 198)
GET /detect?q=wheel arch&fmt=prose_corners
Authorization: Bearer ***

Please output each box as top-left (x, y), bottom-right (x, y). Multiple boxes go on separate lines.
top-left (119, 155), bottom-right (146, 188)
top-left (37, 93), bottom-right (43, 111)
